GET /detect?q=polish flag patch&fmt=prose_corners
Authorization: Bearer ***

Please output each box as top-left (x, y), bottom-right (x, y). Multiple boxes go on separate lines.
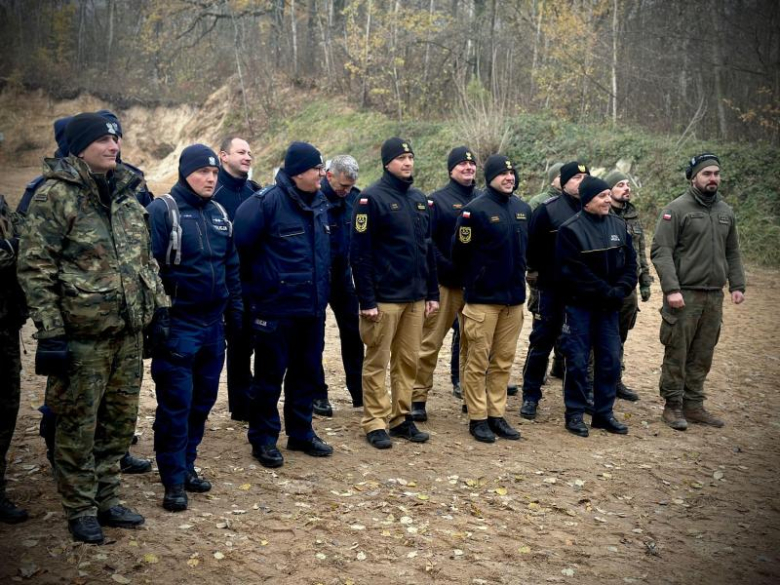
top-left (462, 211), bottom-right (471, 218)
top-left (663, 213), bottom-right (672, 221)
top-left (428, 200), bottom-right (434, 207)
top-left (359, 198), bottom-right (368, 205)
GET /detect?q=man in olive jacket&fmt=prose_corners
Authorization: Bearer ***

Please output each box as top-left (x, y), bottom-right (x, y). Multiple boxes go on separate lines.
top-left (651, 153), bottom-right (745, 431)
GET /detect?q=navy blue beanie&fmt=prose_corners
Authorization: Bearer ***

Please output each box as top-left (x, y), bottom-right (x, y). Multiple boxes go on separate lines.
top-left (284, 141), bottom-right (323, 176)
top-left (97, 109), bottom-right (123, 137)
top-left (579, 176), bottom-right (610, 208)
top-left (53, 116), bottom-right (73, 158)
top-left (447, 146), bottom-right (476, 172)
top-left (560, 161), bottom-right (590, 188)
top-left (179, 144), bottom-right (219, 181)
top-left (66, 112), bottom-right (119, 156)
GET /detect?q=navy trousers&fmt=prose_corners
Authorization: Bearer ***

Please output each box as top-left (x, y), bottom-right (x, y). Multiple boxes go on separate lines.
top-left (152, 318), bottom-right (225, 487)
top-left (248, 315), bottom-right (324, 447)
top-left (226, 297), bottom-right (254, 421)
top-left (314, 278), bottom-right (364, 406)
top-left (522, 289), bottom-right (565, 402)
top-left (560, 305), bottom-right (620, 419)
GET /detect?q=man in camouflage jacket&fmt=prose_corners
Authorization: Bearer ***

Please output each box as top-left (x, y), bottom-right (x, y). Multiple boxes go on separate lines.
top-left (17, 113), bottom-right (169, 544)
top-left (604, 170), bottom-right (653, 401)
top-left (0, 194), bottom-right (29, 523)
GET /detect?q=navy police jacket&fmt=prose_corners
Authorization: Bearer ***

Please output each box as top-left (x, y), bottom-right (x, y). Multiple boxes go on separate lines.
top-left (429, 179), bottom-right (481, 289)
top-left (148, 181), bottom-right (242, 325)
top-left (556, 211), bottom-right (638, 311)
top-left (452, 187), bottom-right (531, 305)
top-left (527, 191), bottom-right (581, 291)
top-left (322, 178), bottom-right (359, 290)
top-left (214, 166), bottom-right (260, 220)
top-left (233, 169), bottom-right (330, 318)
top-left (350, 171), bottom-right (439, 309)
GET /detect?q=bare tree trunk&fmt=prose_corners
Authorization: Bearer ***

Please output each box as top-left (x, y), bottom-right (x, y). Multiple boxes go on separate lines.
top-left (709, 1), bottom-right (728, 139)
top-left (422, 0), bottom-right (435, 101)
top-left (291, 0), bottom-right (299, 77)
top-left (106, 0), bottom-right (115, 67)
top-left (76, 0), bottom-right (87, 68)
top-left (390, 0), bottom-right (403, 120)
top-left (531, 0), bottom-right (544, 98)
top-left (360, 0), bottom-right (372, 108)
top-left (611, 0), bottom-right (618, 124)
top-left (227, 1), bottom-right (252, 132)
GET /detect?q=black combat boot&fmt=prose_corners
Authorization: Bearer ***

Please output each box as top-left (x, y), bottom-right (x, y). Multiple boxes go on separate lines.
top-left (389, 419), bottom-right (430, 443)
top-left (98, 505), bottom-right (145, 528)
top-left (506, 384), bottom-right (519, 397)
top-left (565, 416), bottom-right (589, 437)
top-left (120, 452), bottom-right (152, 474)
top-left (162, 484), bottom-right (188, 512)
top-left (469, 420), bottom-right (497, 443)
top-left (366, 429), bottom-right (392, 449)
top-left (252, 444), bottom-right (284, 468)
top-left (287, 435), bottom-right (334, 457)
top-left (410, 402), bottom-right (428, 422)
top-left (615, 381), bottom-right (639, 402)
top-left (313, 398), bottom-right (333, 417)
top-left (520, 400), bottom-right (538, 420)
top-left (591, 415), bottom-right (629, 435)
top-left (68, 516), bottom-right (105, 544)
top-left (0, 496), bottom-right (28, 524)
top-left (185, 470), bottom-right (212, 492)
top-left (488, 416), bottom-right (521, 440)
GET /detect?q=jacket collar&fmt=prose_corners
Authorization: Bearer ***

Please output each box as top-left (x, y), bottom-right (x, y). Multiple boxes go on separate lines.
top-left (448, 178), bottom-right (476, 200)
top-left (277, 169), bottom-right (328, 213)
top-left (217, 166), bottom-right (249, 191)
top-left (485, 185), bottom-right (511, 204)
top-left (172, 181), bottom-right (211, 208)
top-left (381, 169), bottom-right (414, 193)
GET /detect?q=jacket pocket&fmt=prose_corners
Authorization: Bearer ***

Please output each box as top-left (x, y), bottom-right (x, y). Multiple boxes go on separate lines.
top-left (59, 271), bottom-right (124, 336)
top-left (278, 271), bottom-right (314, 307)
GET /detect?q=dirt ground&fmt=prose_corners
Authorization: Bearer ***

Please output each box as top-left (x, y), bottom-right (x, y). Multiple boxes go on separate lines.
top-left (0, 264), bottom-right (778, 585)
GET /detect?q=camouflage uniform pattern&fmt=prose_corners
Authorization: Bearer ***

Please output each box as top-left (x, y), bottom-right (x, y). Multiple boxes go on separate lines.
top-left (0, 195), bottom-right (27, 498)
top-left (17, 156), bottom-right (169, 519)
top-left (613, 201), bottom-right (653, 375)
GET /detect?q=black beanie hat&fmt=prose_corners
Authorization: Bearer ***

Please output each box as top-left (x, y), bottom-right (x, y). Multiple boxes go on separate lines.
top-left (66, 112), bottom-right (118, 156)
top-left (685, 153), bottom-right (720, 180)
top-left (179, 144), bottom-right (219, 181)
top-left (53, 116), bottom-right (73, 158)
top-left (97, 109), bottom-right (123, 137)
top-left (381, 137), bottom-right (414, 166)
top-left (284, 141), bottom-right (323, 176)
top-left (447, 146), bottom-right (476, 172)
top-left (579, 176), bottom-right (610, 208)
top-left (484, 154), bottom-right (516, 187)
top-left (559, 161), bottom-right (590, 188)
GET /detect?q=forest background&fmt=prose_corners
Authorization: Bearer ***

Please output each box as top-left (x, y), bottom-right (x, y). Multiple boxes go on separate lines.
top-left (0, 0), bottom-right (778, 264)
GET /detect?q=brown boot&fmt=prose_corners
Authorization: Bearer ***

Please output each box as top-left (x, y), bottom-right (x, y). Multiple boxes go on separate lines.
top-left (683, 403), bottom-right (724, 428)
top-left (662, 401), bottom-right (688, 431)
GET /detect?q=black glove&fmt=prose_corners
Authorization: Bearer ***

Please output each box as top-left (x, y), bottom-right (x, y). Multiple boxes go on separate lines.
top-left (145, 307), bottom-right (170, 358)
top-left (640, 285), bottom-right (651, 302)
top-left (35, 336), bottom-right (70, 376)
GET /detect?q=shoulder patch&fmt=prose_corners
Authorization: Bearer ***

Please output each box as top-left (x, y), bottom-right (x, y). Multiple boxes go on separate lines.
top-left (428, 200), bottom-right (434, 207)
top-left (416, 202), bottom-right (426, 211)
top-left (490, 215), bottom-right (500, 223)
top-left (663, 212), bottom-right (672, 221)
top-left (453, 203), bottom-right (463, 209)
top-left (543, 195), bottom-right (560, 205)
top-left (359, 197), bottom-right (368, 205)
top-left (355, 213), bottom-right (368, 232)
top-left (459, 226), bottom-right (472, 243)
top-left (462, 210), bottom-right (471, 219)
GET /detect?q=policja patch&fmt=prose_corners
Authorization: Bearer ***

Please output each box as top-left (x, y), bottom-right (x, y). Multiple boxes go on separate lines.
top-left (355, 213), bottom-right (368, 232)
top-left (459, 226), bottom-right (472, 243)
